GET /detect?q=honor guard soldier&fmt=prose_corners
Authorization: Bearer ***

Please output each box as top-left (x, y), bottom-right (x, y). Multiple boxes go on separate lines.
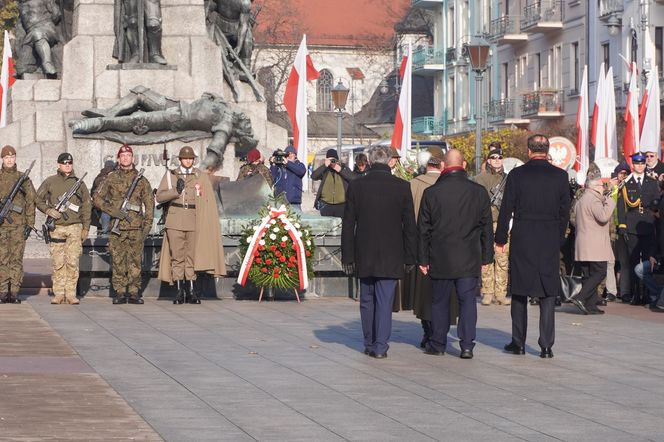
top-left (0, 145), bottom-right (36, 304)
top-left (617, 152), bottom-right (659, 304)
top-left (156, 146), bottom-right (225, 304)
top-left (93, 144), bottom-right (154, 304)
top-left (36, 153), bottom-right (91, 305)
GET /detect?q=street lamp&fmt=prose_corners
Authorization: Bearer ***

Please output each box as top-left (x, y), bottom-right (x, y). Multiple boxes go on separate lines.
top-left (331, 80), bottom-right (349, 159)
top-left (466, 36), bottom-right (491, 174)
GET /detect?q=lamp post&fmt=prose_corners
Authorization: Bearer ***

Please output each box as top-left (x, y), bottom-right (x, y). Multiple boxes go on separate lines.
top-left (466, 36), bottom-right (491, 174)
top-left (331, 80), bottom-right (350, 159)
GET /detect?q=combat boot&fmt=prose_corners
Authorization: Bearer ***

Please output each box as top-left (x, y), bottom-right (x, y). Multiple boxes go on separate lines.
top-left (6, 290), bottom-right (20, 304)
top-left (173, 281), bottom-right (186, 305)
top-left (496, 297), bottom-right (511, 306)
top-left (113, 292), bottom-right (128, 304)
top-left (481, 295), bottom-right (493, 306)
top-left (187, 281), bottom-right (201, 304)
top-left (0, 292), bottom-right (7, 304)
top-left (51, 294), bottom-right (65, 304)
top-left (147, 29), bottom-right (167, 65)
top-left (66, 295), bottom-right (80, 305)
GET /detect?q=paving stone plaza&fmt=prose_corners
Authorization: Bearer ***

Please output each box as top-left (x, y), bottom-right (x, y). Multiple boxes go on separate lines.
top-left (1, 291), bottom-right (663, 441)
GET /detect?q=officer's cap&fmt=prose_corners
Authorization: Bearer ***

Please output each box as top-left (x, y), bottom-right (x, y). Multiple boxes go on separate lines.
top-left (178, 146), bottom-right (197, 159)
top-left (631, 152), bottom-right (646, 164)
top-left (57, 153), bottom-right (73, 164)
top-left (1, 145), bottom-right (16, 158)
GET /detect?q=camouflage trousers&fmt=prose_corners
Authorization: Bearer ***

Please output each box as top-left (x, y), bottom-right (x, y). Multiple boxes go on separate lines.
top-left (109, 229), bottom-right (144, 297)
top-left (49, 223), bottom-right (83, 301)
top-left (481, 222), bottom-right (509, 301)
top-left (0, 226), bottom-right (26, 293)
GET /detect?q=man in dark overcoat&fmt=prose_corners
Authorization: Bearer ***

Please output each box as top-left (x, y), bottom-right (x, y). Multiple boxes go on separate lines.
top-left (342, 146), bottom-right (417, 359)
top-left (495, 134), bottom-right (571, 358)
top-left (418, 149), bottom-right (494, 359)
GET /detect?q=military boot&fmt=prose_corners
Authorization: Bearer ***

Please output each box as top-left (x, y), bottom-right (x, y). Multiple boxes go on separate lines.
top-left (147, 29), bottom-right (167, 65)
top-left (173, 281), bottom-right (186, 305)
top-left (113, 291), bottom-right (128, 304)
top-left (0, 292), bottom-right (7, 304)
top-left (481, 295), bottom-right (493, 306)
top-left (496, 296), bottom-right (511, 306)
top-left (187, 281), bottom-right (201, 304)
top-left (51, 294), bottom-right (65, 304)
top-left (66, 295), bottom-right (80, 305)
top-left (6, 290), bottom-right (20, 304)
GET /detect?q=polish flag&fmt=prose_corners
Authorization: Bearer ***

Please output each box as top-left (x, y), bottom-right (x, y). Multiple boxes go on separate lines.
top-left (604, 66), bottom-right (617, 159)
top-left (623, 62), bottom-right (640, 168)
top-left (0, 31), bottom-right (16, 128)
top-left (639, 66), bottom-right (661, 159)
top-left (575, 65), bottom-right (588, 180)
top-left (391, 43), bottom-right (412, 161)
top-left (590, 63), bottom-right (606, 158)
top-left (284, 35), bottom-right (320, 168)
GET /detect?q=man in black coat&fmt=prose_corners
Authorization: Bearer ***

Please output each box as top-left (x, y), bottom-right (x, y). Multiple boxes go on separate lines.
top-left (342, 146), bottom-right (417, 359)
top-left (418, 149), bottom-right (494, 359)
top-left (495, 134), bottom-right (571, 359)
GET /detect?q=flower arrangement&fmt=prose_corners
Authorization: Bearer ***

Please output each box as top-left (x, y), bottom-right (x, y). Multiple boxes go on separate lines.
top-left (237, 204), bottom-right (315, 290)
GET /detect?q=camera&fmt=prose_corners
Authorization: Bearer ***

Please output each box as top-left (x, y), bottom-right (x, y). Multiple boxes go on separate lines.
top-left (329, 158), bottom-right (338, 165)
top-left (272, 149), bottom-right (287, 166)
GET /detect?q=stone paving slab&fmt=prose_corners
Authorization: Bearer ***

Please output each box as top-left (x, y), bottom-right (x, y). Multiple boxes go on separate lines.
top-left (7, 295), bottom-right (664, 441)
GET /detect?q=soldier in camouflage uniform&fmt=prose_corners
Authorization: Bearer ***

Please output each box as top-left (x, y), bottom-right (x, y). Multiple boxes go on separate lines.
top-left (0, 145), bottom-right (36, 304)
top-left (93, 144), bottom-right (154, 304)
top-left (36, 153), bottom-right (91, 305)
top-left (236, 148), bottom-right (272, 186)
top-left (474, 143), bottom-right (511, 306)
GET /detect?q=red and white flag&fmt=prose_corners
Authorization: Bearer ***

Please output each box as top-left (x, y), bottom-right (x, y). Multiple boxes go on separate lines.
top-left (604, 66), bottom-right (617, 159)
top-left (575, 65), bottom-right (588, 181)
top-left (0, 31), bottom-right (16, 128)
top-left (639, 66), bottom-right (661, 159)
top-left (283, 35), bottom-right (319, 180)
top-left (590, 63), bottom-right (606, 158)
top-left (623, 62), bottom-right (640, 167)
top-left (391, 43), bottom-right (412, 161)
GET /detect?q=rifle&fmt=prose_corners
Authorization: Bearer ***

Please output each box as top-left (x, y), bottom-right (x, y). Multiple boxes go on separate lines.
top-left (489, 173), bottom-right (508, 208)
top-left (42, 172), bottom-right (88, 244)
top-left (0, 160), bottom-right (36, 226)
top-left (110, 168), bottom-right (145, 236)
top-left (213, 24), bottom-right (265, 102)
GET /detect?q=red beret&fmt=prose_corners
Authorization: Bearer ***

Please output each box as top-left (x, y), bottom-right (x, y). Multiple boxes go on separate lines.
top-left (117, 144), bottom-right (133, 157)
top-left (247, 148), bottom-right (261, 163)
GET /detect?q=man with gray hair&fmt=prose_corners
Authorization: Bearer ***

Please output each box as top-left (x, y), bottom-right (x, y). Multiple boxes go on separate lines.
top-left (342, 145), bottom-right (417, 359)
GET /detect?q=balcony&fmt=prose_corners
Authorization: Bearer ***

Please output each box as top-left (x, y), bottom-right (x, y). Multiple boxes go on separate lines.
top-left (488, 16), bottom-right (529, 44)
top-left (598, 0), bottom-right (623, 19)
top-left (412, 116), bottom-right (446, 135)
top-left (521, 89), bottom-right (564, 118)
top-left (488, 98), bottom-right (530, 124)
top-left (521, 0), bottom-right (564, 33)
top-left (412, 0), bottom-right (444, 9)
top-left (412, 46), bottom-right (445, 75)
top-left (445, 47), bottom-right (468, 67)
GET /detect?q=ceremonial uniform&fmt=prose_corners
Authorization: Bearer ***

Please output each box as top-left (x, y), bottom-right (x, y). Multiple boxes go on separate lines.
top-left (0, 146), bottom-right (36, 304)
top-left (156, 146), bottom-right (226, 304)
top-left (36, 153), bottom-right (91, 304)
top-left (93, 145), bottom-right (153, 303)
top-left (617, 167), bottom-right (659, 303)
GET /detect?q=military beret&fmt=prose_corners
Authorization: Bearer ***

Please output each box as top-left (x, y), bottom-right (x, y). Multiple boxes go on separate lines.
top-left (1, 145), bottom-right (16, 157)
top-left (117, 144), bottom-right (133, 157)
top-left (57, 153), bottom-right (73, 164)
top-left (246, 148), bottom-right (261, 163)
top-left (178, 145), bottom-right (197, 159)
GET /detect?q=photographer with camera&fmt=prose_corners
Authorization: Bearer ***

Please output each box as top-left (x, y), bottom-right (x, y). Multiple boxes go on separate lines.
top-left (270, 145), bottom-right (306, 210)
top-left (312, 149), bottom-right (356, 217)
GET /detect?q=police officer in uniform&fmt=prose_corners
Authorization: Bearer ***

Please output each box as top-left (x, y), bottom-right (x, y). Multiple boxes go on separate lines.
top-left (156, 146), bottom-right (226, 304)
top-left (0, 145), bottom-right (36, 304)
top-left (617, 152), bottom-right (659, 304)
top-left (93, 144), bottom-right (154, 304)
top-left (36, 153), bottom-right (91, 305)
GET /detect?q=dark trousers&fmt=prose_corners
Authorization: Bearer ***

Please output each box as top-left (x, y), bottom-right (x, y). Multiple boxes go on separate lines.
top-left (511, 295), bottom-right (555, 349)
top-left (430, 277), bottom-right (478, 352)
top-left (619, 233), bottom-right (651, 298)
top-left (577, 261), bottom-right (607, 306)
top-left (320, 202), bottom-right (345, 217)
top-left (359, 277), bottom-right (397, 355)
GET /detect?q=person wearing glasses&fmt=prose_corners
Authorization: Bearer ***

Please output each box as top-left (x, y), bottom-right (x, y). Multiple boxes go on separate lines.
top-left (643, 149), bottom-right (664, 178)
top-left (474, 142), bottom-right (511, 307)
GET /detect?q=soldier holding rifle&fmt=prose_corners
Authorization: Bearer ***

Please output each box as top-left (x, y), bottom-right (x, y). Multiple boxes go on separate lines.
top-left (36, 153), bottom-right (91, 305)
top-left (93, 144), bottom-right (154, 304)
top-left (0, 145), bottom-right (36, 304)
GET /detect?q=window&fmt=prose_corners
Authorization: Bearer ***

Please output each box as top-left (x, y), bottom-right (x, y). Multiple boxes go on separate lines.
top-left (316, 69), bottom-right (333, 112)
top-left (554, 45), bottom-right (562, 89)
top-left (503, 62), bottom-right (510, 98)
top-left (536, 53), bottom-right (542, 89)
top-left (571, 42), bottom-right (579, 92)
top-left (602, 43), bottom-right (610, 73)
top-left (448, 76), bottom-right (456, 119)
top-left (631, 29), bottom-right (638, 65)
top-left (656, 27), bottom-right (663, 77)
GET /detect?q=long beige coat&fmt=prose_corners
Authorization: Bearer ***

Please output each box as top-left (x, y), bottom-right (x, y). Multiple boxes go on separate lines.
top-left (410, 171), bottom-right (440, 221)
top-left (574, 188), bottom-right (616, 262)
top-left (157, 169), bottom-right (226, 283)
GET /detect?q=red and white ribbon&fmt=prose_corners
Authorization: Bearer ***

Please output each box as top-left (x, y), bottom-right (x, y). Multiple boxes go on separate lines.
top-left (237, 205), bottom-right (309, 290)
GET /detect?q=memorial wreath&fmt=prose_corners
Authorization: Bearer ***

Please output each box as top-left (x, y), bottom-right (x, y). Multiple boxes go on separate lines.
top-left (237, 204), bottom-right (315, 291)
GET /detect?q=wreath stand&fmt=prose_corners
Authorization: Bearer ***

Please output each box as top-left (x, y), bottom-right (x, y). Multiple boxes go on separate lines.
top-left (258, 287), bottom-right (301, 304)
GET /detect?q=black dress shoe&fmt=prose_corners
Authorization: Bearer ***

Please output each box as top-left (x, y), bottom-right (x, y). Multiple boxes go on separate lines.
top-left (596, 298), bottom-right (607, 306)
top-left (605, 293), bottom-right (617, 302)
top-left (128, 298), bottom-right (144, 304)
top-left (423, 343), bottom-right (444, 356)
top-left (364, 347), bottom-right (370, 355)
top-left (588, 306), bottom-right (605, 315)
top-left (504, 342), bottom-right (525, 355)
top-left (650, 305), bottom-right (664, 313)
top-left (112, 297), bottom-right (127, 305)
top-left (529, 297), bottom-right (540, 306)
top-left (540, 347), bottom-right (554, 358)
top-left (555, 297), bottom-right (562, 307)
top-left (621, 295), bottom-right (633, 304)
top-left (369, 351), bottom-right (387, 359)
top-left (570, 298), bottom-right (589, 315)
top-left (460, 349), bottom-right (473, 359)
